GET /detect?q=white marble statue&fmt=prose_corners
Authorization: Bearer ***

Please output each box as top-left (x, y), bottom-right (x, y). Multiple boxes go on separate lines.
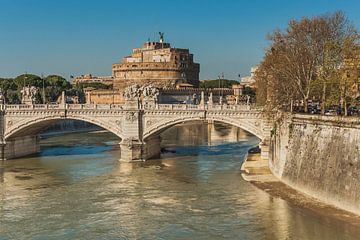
top-left (21, 86), bottom-right (38, 104)
top-left (123, 84), bottom-right (141, 100)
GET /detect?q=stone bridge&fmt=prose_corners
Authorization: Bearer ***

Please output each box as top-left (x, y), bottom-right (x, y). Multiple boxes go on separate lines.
top-left (0, 100), bottom-right (272, 161)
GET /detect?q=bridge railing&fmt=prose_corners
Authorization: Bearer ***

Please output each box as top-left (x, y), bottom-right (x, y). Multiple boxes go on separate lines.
top-left (3, 103), bottom-right (258, 111)
top-left (207, 104), bottom-right (254, 111)
top-left (3, 104), bottom-right (125, 110)
top-left (151, 103), bottom-right (256, 111)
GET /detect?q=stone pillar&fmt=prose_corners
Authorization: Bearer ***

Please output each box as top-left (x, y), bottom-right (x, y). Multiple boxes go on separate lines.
top-left (143, 98), bottom-right (156, 109)
top-left (119, 138), bottom-right (144, 162)
top-left (0, 143), bottom-right (5, 160)
top-left (4, 135), bottom-right (40, 159)
top-left (120, 97), bottom-right (144, 161)
top-left (259, 138), bottom-right (270, 161)
top-left (200, 91), bottom-right (205, 106)
top-left (0, 104), bottom-right (5, 160)
top-left (124, 99), bottom-right (140, 110)
top-left (86, 92), bottom-right (91, 104)
top-left (235, 96), bottom-right (239, 105)
top-left (144, 135), bottom-right (161, 159)
top-left (207, 120), bottom-right (214, 146)
top-left (61, 91), bottom-right (66, 108)
top-left (208, 92), bottom-right (213, 107)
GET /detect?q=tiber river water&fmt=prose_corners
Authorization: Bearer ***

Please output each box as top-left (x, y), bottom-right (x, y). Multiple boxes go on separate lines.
top-left (0, 122), bottom-right (359, 240)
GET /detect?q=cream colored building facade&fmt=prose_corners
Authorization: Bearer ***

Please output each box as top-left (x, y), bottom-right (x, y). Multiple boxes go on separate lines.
top-left (73, 74), bottom-right (113, 85)
top-left (112, 41), bottom-right (200, 90)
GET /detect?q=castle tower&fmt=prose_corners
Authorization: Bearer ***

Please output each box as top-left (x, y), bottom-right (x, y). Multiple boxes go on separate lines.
top-left (112, 34), bottom-right (200, 90)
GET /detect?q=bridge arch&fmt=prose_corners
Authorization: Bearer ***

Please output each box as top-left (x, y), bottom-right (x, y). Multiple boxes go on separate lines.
top-left (4, 115), bottom-right (124, 140)
top-left (143, 115), bottom-right (265, 141)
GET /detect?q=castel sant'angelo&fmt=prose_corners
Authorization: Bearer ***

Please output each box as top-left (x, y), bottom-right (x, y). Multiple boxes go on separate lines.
top-left (85, 33), bottom-right (200, 104)
top-left (113, 33), bottom-right (200, 89)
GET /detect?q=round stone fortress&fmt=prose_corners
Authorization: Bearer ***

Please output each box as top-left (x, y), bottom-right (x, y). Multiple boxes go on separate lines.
top-left (112, 34), bottom-right (200, 90)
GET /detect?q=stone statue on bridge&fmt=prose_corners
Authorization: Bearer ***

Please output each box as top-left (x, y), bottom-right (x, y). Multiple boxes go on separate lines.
top-left (123, 84), bottom-right (141, 100)
top-left (141, 84), bottom-right (159, 100)
top-left (21, 86), bottom-right (38, 105)
top-left (124, 84), bottom-right (159, 102)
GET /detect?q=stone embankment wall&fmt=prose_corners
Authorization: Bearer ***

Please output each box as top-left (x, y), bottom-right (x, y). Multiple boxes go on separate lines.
top-left (269, 114), bottom-right (360, 215)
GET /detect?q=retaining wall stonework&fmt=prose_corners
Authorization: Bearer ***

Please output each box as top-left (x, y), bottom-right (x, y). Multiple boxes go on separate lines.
top-left (269, 114), bottom-right (360, 214)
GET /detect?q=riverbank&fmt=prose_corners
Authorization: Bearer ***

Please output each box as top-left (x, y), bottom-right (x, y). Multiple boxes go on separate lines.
top-left (241, 153), bottom-right (360, 229)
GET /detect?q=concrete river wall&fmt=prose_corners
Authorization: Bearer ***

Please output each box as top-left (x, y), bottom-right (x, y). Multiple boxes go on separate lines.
top-left (269, 114), bottom-right (360, 215)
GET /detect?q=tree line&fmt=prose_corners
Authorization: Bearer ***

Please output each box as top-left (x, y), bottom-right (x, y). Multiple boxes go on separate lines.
top-left (255, 11), bottom-right (360, 115)
top-left (0, 74), bottom-right (111, 104)
top-left (200, 79), bottom-right (240, 89)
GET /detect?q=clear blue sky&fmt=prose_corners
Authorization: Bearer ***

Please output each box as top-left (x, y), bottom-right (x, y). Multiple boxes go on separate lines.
top-left (0, 0), bottom-right (359, 80)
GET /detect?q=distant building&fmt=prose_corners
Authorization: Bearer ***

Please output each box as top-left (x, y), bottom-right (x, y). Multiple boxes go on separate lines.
top-left (84, 88), bottom-right (123, 104)
top-left (73, 74), bottom-right (113, 85)
top-left (240, 66), bottom-right (258, 87)
top-left (112, 35), bottom-right (200, 90)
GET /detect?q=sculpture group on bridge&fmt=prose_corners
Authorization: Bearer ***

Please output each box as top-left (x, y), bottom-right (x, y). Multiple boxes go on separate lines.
top-left (123, 84), bottom-right (159, 101)
top-left (21, 86), bottom-right (38, 105)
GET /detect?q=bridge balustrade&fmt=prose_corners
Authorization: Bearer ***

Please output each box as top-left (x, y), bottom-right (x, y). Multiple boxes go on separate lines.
top-left (33, 104), bottom-right (47, 109)
top-left (1, 103), bottom-right (255, 112)
top-left (47, 104), bottom-right (60, 109)
top-left (4, 105), bottom-right (20, 110)
top-left (186, 104), bottom-right (200, 109)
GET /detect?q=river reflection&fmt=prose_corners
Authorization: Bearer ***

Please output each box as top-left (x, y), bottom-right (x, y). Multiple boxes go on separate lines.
top-left (0, 124), bottom-right (359, 240)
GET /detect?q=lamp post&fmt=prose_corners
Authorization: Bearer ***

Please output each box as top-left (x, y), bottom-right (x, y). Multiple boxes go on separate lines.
top-left (221, 72), bottom-right (224, 99)
top-left (41, 74), bottom-right (46, 104)
top-left (23, 74), bottom-right (27, 88)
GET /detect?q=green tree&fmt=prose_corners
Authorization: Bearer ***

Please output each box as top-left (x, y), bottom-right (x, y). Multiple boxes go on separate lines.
top-left (44, 75), bottom-right (71, 102)
top-left (14, 74), bottom-right (42, 89)
top-left (76, 82), bottom-right (112, 90)
top-left (255, 11), bottom-right (359, 113)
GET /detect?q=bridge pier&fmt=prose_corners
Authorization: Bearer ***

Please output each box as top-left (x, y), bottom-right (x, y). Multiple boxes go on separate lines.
top-left (143, 135), bottom-right (161, 160)
top-left (0, 135), bottom-right (40, 160)
top-left (119, 135), bottom-right (161, 162)
top-left (259, 139), bottom-right (270, 161)
top-left (0, 143), bottom-right (5, 160)
top-left (119, 138), bottom-right (144, 162)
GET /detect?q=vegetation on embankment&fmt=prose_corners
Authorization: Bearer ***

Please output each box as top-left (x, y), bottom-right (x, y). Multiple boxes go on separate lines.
top-left (199, 79), bottom-right (239, 88)
top-left (254, 11), bottom-right (360, 115)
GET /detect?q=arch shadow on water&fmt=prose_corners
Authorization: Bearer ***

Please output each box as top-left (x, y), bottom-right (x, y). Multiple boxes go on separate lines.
top-left (166, 141), bottom-right (257, 158)
top-left (39, 123), bottom-right (121, 158)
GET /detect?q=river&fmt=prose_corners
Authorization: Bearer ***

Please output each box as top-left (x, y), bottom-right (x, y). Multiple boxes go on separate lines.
top-left (0, 123), bottom-right (359, 240)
